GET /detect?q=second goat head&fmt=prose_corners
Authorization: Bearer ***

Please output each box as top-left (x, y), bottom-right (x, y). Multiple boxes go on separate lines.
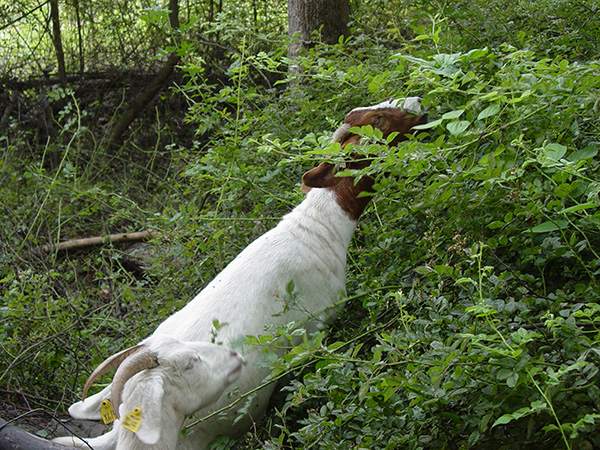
top-left (56, 337), bottom-right (242, 450)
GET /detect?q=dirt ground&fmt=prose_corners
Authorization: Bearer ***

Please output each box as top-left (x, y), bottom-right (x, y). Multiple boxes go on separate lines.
top-left (0, 401), bottom-right (110, 443)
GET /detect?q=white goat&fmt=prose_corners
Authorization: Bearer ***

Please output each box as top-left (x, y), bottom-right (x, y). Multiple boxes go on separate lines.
top-left (55, 97), bottom-right (427, 450)
top-left (54, 336), bottom-right (243, 449)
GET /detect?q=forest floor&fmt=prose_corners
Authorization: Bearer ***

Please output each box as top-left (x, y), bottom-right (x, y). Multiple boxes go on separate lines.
top-left (0, 402), bottom-right (110, 442)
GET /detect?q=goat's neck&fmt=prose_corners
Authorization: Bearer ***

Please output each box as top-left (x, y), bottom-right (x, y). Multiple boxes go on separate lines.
top-left (332, 175), bottom-right (375, 221)
top-left (283, 188), bottom-right (360, 253)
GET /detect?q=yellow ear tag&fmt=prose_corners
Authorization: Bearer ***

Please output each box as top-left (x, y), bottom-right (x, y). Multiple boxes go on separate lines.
top-left (100, 399), bottom-right (116, 425)
top-left (121, 407), bottom-right (142, 433)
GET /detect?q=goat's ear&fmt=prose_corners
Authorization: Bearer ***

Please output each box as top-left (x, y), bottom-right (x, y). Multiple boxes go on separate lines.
top-left (302, 162), bottom-right (340, 191)
top-left (124, 372), bottom-right (165, 445)
top-left (68, 385), bottom-right (111, 420)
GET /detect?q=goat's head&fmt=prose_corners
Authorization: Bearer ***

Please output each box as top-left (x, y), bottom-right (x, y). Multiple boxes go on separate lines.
top-left (302, 97), bottom-right (428, 219)
top-left (82, 337), bottom-right (243, 445)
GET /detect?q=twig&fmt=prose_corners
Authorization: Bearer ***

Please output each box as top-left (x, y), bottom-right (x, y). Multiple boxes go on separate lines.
top-left (0, 1), bottom-right (50, 32)
top-left (41, 230), bottom-right (157, 252)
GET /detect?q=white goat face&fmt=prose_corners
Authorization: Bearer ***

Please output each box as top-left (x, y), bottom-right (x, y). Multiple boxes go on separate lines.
top-left (119, 338), bottom-right (243, 445)
top-left (162, 342), bottom-right (243, 415)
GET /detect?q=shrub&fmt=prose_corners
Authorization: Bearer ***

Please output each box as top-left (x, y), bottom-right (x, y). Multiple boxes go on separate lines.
top-left (1, 3), bottom-right (599, 449)
top-left (239, 35), bottom-right (600, 450)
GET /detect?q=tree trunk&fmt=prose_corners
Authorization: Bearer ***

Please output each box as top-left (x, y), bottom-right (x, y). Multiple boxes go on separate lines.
top-left (287, 0), bottom-right (350, 58)
top-left (74, 0), bottom-right (84, 75)
top-left (108, 53), bottom-right (180, 145)
top-left (0, 419), bottom-right (72, 450)
top-left (0, 90), bottom-right (13, 133)
top-left (108, 0), bottom-right (181, 145)
top-left (49, 0), bottom-right (67, 87)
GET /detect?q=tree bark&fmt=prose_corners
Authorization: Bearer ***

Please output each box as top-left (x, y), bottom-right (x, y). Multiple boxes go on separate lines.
top-left (0, 90), bottom-right (13, 133)
top-left (108, 53), bottom-right (180, 145)
top-left (287, 0), bottom-right (350, 58)
top-left (74, 0), bottom-right (85, 75)
top-left (0, 419), bottom-right (72, 450)
top-left (49, 0), bottom-right (67, 87)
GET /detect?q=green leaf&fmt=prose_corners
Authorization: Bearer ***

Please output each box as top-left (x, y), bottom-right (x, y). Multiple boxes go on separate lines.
top-left (442, 109), bottom-right (465, 120)
top-left (554, 183), bottom-right (574, 198)
top-left (446, 120), bottom-right (471, 136)
top-left (508, 89), bottom-right (532, 103)
top-left (506, 373), bottom-right (518, 388)
top-left (358, 382), bottom-right (370, 402)
top-left (492, 405), bottom-right (539, 428)
top-left (414, 265), bottom-right (436, 275)
top-left (413, 118), bottom-right (443, 130)
top-left (544, 143), bottom-right (567, 160)
top-left (477, 104), bottom-right (501, 120)
top-left (568, 145), bottom-right (598, 162)
top-left (530, 400), bottom-right (548, 412)
top-left (386, 131), bottom-right (400, 144)
top-left (455, 277), bottom-right (476, 285)
top-left (349, 125), bottom-right (374, 137)
top-left (529, 220), bottom-right (569, 233)
top-left (559, 202), bottom-right (597, 214)
top-left (454, 365), bottom-right (463, 380)
top-left (487, 220), bottom-right (505, 229)
top-left (492, 415), bottom-right (516, 427)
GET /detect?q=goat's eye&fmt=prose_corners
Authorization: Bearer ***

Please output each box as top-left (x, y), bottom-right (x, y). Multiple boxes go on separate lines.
top-left (372, 115), bottom-right (383, 127)
top-left (185, 356), bottom-right (201, 370)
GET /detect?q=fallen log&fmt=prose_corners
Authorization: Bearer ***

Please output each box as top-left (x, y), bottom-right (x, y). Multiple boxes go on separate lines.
top-left (0, 418), bottom-right (73, 450)
top-left (43, 229), bottom-right (157, 252)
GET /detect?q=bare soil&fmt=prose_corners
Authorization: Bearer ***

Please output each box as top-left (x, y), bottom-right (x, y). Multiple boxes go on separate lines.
top-left (0, 402), bottom-right (110, 443)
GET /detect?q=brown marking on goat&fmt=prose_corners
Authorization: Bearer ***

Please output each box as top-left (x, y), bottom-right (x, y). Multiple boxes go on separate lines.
top-left (342, 107), bottom-right (428, 147)
top-left (302, 161), bottom-right (374, 220)
top-left (302, 105), bottom-right (428, 220)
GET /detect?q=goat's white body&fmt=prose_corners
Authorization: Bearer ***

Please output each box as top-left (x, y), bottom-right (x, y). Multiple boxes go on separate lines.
top-left (65, 188), bottom-right (357, 449)
top-left (154, 187), bottom-right (354, 342)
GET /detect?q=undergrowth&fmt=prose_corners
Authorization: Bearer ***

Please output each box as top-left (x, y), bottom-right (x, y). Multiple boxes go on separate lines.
top-left (1, 1), bottom-right (599, 449)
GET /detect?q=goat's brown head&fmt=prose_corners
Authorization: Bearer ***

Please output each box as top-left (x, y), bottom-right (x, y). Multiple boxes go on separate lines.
top-left (302, 97), bottom-right (428, 220)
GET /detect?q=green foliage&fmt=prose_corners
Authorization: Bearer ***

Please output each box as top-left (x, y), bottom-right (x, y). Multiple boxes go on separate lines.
top-left (2, 1), bottom-right (600, 449)
top-left (438, 0), bottom-right (600, 60)
top-left (0, 0), bottom-right (287, 78)
top-left (227, 18), bottom-right (600, 450)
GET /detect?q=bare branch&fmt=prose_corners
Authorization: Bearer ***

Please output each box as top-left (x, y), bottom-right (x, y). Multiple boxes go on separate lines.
top-left (42, 230), bottom-right (158, 252)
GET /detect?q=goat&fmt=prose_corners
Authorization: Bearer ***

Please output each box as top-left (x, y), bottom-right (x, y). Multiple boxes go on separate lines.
top-left (54, 336), bottom-right (243, 449)
top-left (54, 97), bottom-right (427, 450)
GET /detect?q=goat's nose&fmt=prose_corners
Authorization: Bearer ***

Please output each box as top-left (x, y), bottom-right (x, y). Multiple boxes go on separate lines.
top-left (403, 97), bottom-right (424, 115)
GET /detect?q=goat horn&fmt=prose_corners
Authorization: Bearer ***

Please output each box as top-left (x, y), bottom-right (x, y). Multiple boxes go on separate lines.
top-left (331, 123), bottom-right (352, 144)
top-left (110, 347), bottom-right (159, 418)
top-left (82, 344), bottom-right (144, 401)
